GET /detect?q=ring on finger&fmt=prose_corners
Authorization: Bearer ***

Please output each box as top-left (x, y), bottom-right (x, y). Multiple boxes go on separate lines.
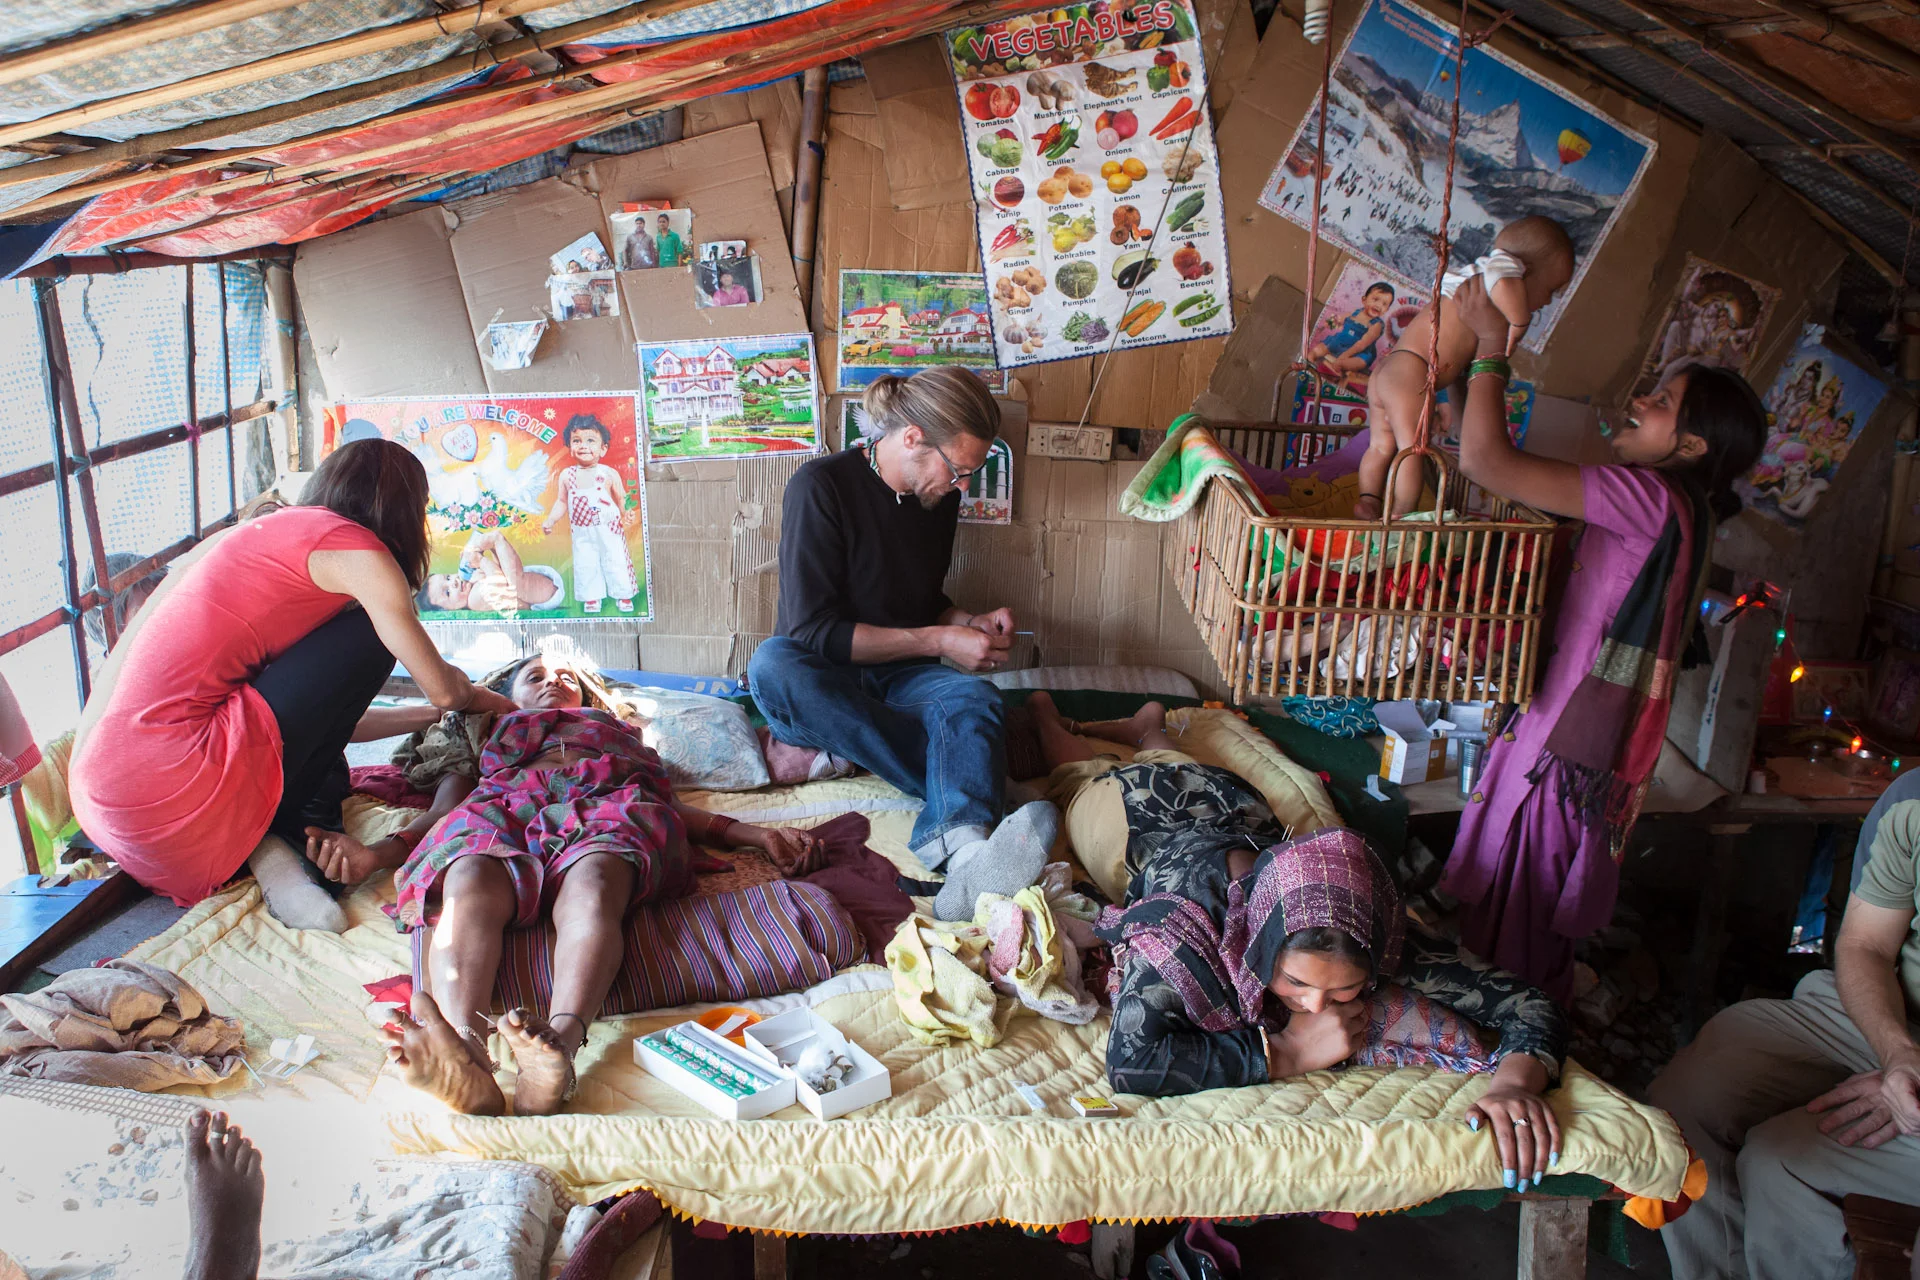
top-left (1513, 1117), bottom-right (1530, 1127)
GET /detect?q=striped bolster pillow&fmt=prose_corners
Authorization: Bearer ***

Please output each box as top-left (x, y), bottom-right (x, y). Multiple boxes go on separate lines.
top-left (494, 879), bottom-right (867, 1018)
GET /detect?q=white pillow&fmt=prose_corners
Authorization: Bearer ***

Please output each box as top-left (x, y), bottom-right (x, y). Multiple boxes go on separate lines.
top-left (610, 683), bottom-right (771, 792)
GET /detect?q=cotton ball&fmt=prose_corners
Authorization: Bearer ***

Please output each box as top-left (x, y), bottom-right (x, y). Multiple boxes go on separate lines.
top-left (792, 1040), bottom-right (854, 1093)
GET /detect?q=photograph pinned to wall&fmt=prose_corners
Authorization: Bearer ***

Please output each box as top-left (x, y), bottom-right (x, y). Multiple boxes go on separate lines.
top-left (1302, 263), bottom-right (1429, 398)
top-left (840, 399), bottom-right (1012, 524)
top-left (481, 319), bottom-right (547, 371)
top-left (694, 253), bottom-right (762, 309)
top-left (1259, 0), bottom-right (1657, 351)
top-left (701, 240), bottom-right (746, 261)
top-left (549, 272), bottom-right (618, 320)
top-left (638, 333), bottom-right (821, 462)
top-left (837, 269), bottom-right (999, 389)
top-left (321, 393), bottom-right (650, 622)
top-left (549, 231), bottom-right (613, 276)
top-left (947, 1), bottom-right (1234, 368)
top-left (1739, 324), bottom-right (1889, 529)
top-left (611, 208), bottom-right (692, 270)
top-left (1631, 254), bottom-right (1781, 397)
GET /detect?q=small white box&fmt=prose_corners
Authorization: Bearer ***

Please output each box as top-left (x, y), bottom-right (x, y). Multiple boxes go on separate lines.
top-left (635, 1021), bottom-right (795, 1120)
top-left (1377, 701), bottom-right (1448, 785)
top-left (742, 1008), bottom-right (892, 1121)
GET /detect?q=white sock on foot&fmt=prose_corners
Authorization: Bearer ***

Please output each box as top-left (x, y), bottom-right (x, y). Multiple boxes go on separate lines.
top-left (248, 835), bottom-right (348, 932)
top-left (932, 801), bottom-right (1058, 921)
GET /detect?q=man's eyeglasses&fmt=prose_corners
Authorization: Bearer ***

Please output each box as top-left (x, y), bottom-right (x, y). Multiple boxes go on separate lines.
top-left (927, 438), bottom-right (983, 489)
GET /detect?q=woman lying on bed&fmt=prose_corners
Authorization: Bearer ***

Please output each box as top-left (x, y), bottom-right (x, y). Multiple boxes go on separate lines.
top-left (1026, 693), bottom-right (1569, 1191)
top-left (307, 650), bottom-right (822, 1115)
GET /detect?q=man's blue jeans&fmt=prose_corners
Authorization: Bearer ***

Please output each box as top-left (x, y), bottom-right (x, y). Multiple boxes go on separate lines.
top-left (747, 637), bottom-right (1005, 862)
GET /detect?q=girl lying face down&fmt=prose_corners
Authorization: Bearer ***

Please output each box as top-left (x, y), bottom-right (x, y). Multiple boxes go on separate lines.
top-left (305, 649), bottom-right (822, 1116)
top-left (1027, 693), bottom-right (1570, 1193)
top-left (1101, 827), bottom-right (1570, 1190)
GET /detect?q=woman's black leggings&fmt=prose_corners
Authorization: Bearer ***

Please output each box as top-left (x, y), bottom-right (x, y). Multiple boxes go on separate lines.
top-left (249, 605), bottom-right (394, 851)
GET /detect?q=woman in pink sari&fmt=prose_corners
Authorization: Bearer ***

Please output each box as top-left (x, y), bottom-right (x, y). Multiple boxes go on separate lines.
top-left (1439, 277), bottom-right (1766, 1001)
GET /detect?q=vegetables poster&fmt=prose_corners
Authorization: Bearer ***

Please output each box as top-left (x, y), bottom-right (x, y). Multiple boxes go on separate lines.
top-left (322, 393), bottom-right (651, 622)
top-left (947, 1), bottom-right (1233, 368)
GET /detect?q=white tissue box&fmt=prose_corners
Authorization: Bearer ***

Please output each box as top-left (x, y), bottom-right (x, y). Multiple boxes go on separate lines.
top-left (1377, 701), bottom-right (1448, 785)
top-left (742, 1008), bottom-right (891, 1121)
top-left (634, 1020), bottom-right (795, 1120)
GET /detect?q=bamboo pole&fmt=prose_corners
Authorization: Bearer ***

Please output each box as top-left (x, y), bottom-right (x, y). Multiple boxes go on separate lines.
top-left (790, 65), bottom-right (829, 320)
top-left (36, 281), bottom-right (119, 664)
top-left (1745, 0), bottom-right (1920, 82)
top-left (13, 245), bottom-right (292, 277)
top-left (262, 262), bottom-right (299, 472)
top-left (0, 0), bottom-right (310, 90)
top-left (0, 0), bottom-right (700, 152)
top-left (1522, 0), bottom-right (1920, 225)
top-left (0, 0), bottom-right (737, 191)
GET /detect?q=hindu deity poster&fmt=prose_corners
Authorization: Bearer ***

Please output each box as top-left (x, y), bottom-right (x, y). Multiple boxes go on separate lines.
top-left (1738, 325), bottom-right (1888, 529)
top-left (1631, 255), bottom-right (1780, 397)
top-left (323, 393), bottom-right (651, 622)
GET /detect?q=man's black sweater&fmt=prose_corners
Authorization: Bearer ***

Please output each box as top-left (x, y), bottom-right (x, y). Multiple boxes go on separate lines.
top-left (773, 445), bottom-right (958, 665)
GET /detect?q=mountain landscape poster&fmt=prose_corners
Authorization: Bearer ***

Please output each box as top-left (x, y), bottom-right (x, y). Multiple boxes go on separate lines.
top-left (1259, 0), bottom-right (1655, 349)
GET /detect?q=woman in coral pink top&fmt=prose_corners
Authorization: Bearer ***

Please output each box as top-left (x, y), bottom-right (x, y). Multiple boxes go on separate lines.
top-left (69, 440), bottom-right (514, 928)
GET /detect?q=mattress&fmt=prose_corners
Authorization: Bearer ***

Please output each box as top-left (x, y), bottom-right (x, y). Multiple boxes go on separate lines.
top-left (121, 709), bottom-right (1689, 1229)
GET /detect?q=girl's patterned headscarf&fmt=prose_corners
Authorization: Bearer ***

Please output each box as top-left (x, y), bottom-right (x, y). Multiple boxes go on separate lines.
top-left (1107, 827), bottom-right (1404, 1032)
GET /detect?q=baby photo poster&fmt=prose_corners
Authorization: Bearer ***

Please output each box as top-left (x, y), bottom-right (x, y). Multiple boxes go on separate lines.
top-left (323, 393), bottom-right (652, 621)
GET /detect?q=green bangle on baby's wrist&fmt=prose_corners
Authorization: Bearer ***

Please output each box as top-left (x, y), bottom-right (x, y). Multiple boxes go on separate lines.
top-left (1467, 356), bottom-right (1511, 382)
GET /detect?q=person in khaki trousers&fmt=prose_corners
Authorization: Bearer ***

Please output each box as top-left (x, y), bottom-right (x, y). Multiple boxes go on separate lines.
top-left (1650, 770), bottom-right (1920, 1280)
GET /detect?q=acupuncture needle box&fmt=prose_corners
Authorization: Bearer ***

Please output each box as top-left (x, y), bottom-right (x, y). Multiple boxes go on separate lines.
top-left (634, 1019), bottom-right (795, 1120)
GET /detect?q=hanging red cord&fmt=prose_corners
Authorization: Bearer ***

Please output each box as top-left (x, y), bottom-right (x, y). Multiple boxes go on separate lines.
top-left (1410, 1), bottom-right (1514, 458)
top-left (1296, 23), bottom-right (1336, 429)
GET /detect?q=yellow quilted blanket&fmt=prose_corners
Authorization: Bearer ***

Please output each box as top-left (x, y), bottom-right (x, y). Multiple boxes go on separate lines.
top-left (122, 709), bottom-right (1689, 1227)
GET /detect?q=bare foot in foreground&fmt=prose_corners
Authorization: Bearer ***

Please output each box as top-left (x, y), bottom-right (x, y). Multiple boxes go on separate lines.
top-left (500, 1008), bottom-right (577, 1117)
top-left (182, 1110), bottom-right (263, 1280)
top-left (1353, 492), bottom-right (1384, 520)
top-left (378, 991), bottom-right (505, 1115)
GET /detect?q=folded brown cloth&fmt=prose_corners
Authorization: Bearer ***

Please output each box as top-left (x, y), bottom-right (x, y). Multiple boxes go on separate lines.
top-left (0, 959), bottom-right (245, 1090)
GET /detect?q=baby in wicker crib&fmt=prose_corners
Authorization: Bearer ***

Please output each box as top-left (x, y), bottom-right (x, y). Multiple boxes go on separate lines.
top-left (1354, 216), bottom-right (1575, 520)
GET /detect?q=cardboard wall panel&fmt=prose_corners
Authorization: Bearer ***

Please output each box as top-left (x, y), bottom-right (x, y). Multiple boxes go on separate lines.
top-left (293, 207), bottom-right (486, 399)
top-left (684, 80), bottom-right (804, 192)
top-left (446, 178), bottom-right (635, 395)
top-left (861, 37), bottom-right (973, 211)
top-left (581, 123), bottom-right (810, 344)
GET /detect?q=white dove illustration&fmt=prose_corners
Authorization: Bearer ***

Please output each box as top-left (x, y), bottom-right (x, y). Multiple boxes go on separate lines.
top-left (474, 431), bottom-right (553, 514)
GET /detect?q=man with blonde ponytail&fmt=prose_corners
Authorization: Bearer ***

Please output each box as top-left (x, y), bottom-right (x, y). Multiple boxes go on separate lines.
top-left (750, 367), bottom-right (1056, 919)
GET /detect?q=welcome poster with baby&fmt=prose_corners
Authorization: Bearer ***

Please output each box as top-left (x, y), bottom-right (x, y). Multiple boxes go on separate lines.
top-left (948, 1), bottom-right (1234, 368)
top-left (322, 393), bottom-right (652, 622)
top-left (1259, 0), bottom-right (1655, 350)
